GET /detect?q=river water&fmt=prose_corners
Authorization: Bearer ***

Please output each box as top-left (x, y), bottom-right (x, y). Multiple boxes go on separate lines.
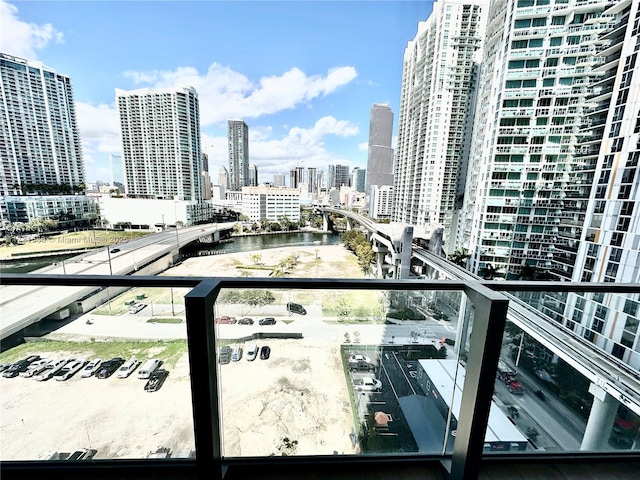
top-left (1, 232), bottom-right (342, 274)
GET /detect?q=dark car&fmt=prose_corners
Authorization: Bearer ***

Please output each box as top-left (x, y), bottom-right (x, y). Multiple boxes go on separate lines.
top-left (95, 357), bottom-right (125, 379)
top-left (110, 248), bottom-right (120, 253)
top-left (237, 317), bottom-right (254, 325)
top-left (260, 346), bottom-right (271, 360)
top-left (144, 369), bottom-right (169, 392)
top-left (259, 317), bottom-right (276, 326)
top-left (218, 345), bottom-right (232, 364)
top-left (286, 302), bottom-right (307, 315)
top-left (2, 355), bottom-right (40, 378)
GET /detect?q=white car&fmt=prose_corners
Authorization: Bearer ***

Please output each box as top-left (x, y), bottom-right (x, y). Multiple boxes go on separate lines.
top-left (80, 358), bottom-right (102, 378)
top-left (116, 358), bottom-right (140, 378)
top-left (34, 359), bottom-right (69, 382)
top-left (128, 303), bottom-right (147, 314)
top-left (353, 376), bottom-right (383, 392)
top-left (56, 359), bottom-right (87, 381)
top-left (349, 354), bottom-right (371, 364)
top-left (20, 359), bottom-right (48, 378)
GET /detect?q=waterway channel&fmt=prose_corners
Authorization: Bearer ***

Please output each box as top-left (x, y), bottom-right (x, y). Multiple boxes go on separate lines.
top-left (1, 232), bottom-right (342, 274)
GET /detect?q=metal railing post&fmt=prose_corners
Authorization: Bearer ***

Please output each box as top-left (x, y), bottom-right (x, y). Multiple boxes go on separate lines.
top-left (184, 280), bottom-right (224, 478)
top-left (449, 284), bottom-right (510, 480)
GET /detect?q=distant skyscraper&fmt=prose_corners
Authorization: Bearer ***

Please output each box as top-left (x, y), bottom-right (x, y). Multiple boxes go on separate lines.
top-left (307, 167), bottom-right (317, 193)
top-left (0, 53), bottom-right (84, 196)
top-left (393, 0), bottom-right (488, 243)
top-left (117, 86), bottom-right (202, 201)
top-left (290, 168), bottom-right (299, 188)
top-left (352, 167), bottom-right (366, 193)
top-left (228, 120), bottom-right (249, 190)
top-left (331, 164), bottom-right (350, 188)
top-left (110, 154), bottom-right (124, 185)
top-left (273, 173), bottom-right (285, 187)
top-left (201, 153), bottom-right (211, 200)
top-left (327, 165), bottom-right (336, 190)
top-left (248, 164), bottom-right (258, 186)
top-left (218, 166), bottom-right (229, 189)
top-left (365, 104), bottom-right (394, 194)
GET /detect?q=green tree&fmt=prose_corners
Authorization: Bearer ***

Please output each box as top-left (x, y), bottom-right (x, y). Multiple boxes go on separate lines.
top-left (448, 248), bottom-right (470, 268)
top-left (250, 253), bottom-right (262, 265)
top-left (479, 263), bottom-right (503, 280)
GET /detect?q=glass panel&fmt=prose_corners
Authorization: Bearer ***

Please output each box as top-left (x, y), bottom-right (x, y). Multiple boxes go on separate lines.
top-left (213, 287), bottom-right (469, 457)
top-left (0, 282), bottom-right (194, 461)
top-left (494, 289), bottom-right (640, 454)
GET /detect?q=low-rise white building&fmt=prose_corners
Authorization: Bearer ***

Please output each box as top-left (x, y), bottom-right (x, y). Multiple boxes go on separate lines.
top-left (241, 186), bottom-right (300, 222)
top-left (0, 195), bottom-right (98, 224)
top-left (369, 185), bottom-right (393, 220)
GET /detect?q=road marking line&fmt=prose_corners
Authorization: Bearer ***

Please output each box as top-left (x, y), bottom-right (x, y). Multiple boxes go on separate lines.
top-left (392, 351), bottom-right (417, 395)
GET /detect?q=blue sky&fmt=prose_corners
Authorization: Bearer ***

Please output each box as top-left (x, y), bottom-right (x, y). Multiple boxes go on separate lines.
top-left (2, 0), bottom-right (434, 183)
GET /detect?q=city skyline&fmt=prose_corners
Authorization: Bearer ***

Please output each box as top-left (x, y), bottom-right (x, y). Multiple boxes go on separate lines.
top-left (0, 0), bottom-right (435, 183)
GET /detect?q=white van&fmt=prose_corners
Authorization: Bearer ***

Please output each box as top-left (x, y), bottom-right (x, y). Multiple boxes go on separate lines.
top-left (138, 358), bottom-right (162, 379)
top-left (231, 345), bottom-right (242, 362)
top-left (246, 343), bottom-right (258, 361)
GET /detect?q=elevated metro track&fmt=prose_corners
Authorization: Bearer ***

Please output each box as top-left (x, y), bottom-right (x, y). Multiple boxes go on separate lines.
top-left (413, 246), bottom-right (640, 417)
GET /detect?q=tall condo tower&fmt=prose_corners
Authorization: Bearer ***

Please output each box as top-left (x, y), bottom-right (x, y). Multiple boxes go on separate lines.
top-left (457, 0), bottom-right (617, 281)
top-left (228, 120), bottom-right (249, 190)
top-left (393, 0), bottom-right (488, 245)
top-left (117, 86), bottom-right (202, 201)
top-left (545, 0), bottom-right (640, 368)
top-left (365, 104), bottom-right (394, 193)
top-left (0, 53), bottom-right (84, 196)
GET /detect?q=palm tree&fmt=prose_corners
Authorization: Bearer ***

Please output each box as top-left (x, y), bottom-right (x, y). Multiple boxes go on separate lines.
top-left (448, 248), bottom-right (470, 268)
top-left (479, 263), bottom-right (503, 280)
top-left (518, 264), bottom-right (538, 280)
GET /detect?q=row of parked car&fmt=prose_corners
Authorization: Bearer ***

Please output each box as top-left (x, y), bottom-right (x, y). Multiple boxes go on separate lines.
top-left (347, 353), bottom-right (383, 392)
top-left (218, 343), bottom-right (271, 364)
top-left (214, 316), bottom-right (277, 325)
top-left (0, 355), bottom-right (169, 392)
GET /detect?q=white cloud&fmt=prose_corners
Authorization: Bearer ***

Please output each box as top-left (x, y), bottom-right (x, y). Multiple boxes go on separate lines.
top-left (0, 0), bottom-right (63, 59)
top-left (358, 142), bottom-right (369, 151)
top-left (124, 63), bottom-right (357, 125)
top-left (75, 102), bottom-right (121, 181)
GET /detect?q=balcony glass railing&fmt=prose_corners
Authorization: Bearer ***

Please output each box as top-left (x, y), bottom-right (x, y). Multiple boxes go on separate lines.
top-left (1, 275), bottom-right (639, 480)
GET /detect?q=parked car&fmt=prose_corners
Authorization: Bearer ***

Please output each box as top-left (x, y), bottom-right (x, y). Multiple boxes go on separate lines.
top-left (34, 358), bottom-right (69, 381)
top-left (259, 317), bottom-right (276, 325)
top-left (116, 357), bottom-right (140, 378)
top-left (110, 248), bottom-right (120, 253)
top-left (246, 343), bottom-right (259, 361)
top-left (20, 359), bottom-right (49, 378)
top-left (231, 345), bottom-right (242, 362)
top-left (286, 302), bottom-right (307, 315)
top-left (259, 346), bottom-right (271, 360)
top-left (96, 357), bottom-right (125, 379)
top-left (215, 316), bottom-right (237, 324)
top-left (347, 354), bottom-right (374, 372)
top-left (353, 377), bottom-right (383, 392)
top-left (218, 346), bottom-right (232, 364)
top-left (3, 355), bottom-right (41, 378)
top-left (144, 369), bottom-right (169, 392)
top-left (56, 359), bottom-right (87, 381)
top-left (66, 448), bottom-right (97, 461)
top-left (0, 363), bottom-right (11, 373)
top-left (137, 359), bottom-right (162, 379)
top-left (80, 358), bottom-right (102, 378)
top-left (237, 317), bottom-right (254, 325)
top-left (128, 303), bottom-right (147, 314)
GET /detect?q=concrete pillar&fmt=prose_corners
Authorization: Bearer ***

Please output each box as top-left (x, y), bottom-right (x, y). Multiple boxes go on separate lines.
top-left (398, 226), bottom-right (413, 279)
top-left (345, 218), bottom-right (353, 231)
top-left (580, 382), bottom-right (618, 450)
top-left (376, 252), bottom-right (385, 278)
top-left (322, 213), bottom-right (329, 232)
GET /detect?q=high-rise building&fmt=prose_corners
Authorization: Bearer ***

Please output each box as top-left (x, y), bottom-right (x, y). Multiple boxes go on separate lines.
top-left (542, 0), bottom-right (640, 367)
top-left (331, 164), bottom-right (350, 188)
top-left (327, 165), bottom-right (335, 190)
top-left (365, 104), bottom-right (394, 194)
top-left (352, 167), bottom-right (367, 193)
top-left (457, 0), bottom-right (615, 280)
top-left (218, 166), bottom-right (229, 189)
top-left (117, 86), bottom-right (202, 201)
top-left (0, 53), bottom-right (84, 196)
top-left (110, 154), bottom-right (124, 185)
top-left (369, 185), bottom-right (393, 220)
top-left (228, 120), bottom-right (249, 190)
top-left (290, 168), bottom-right (299, 188)
top-left (307, 167), bottom-right (318, 193)
top-left (201, 153), bottom-right (211, 200)
top-left (248, 164), bottom-right (258, 186)
top-left (273, 173), bottom-right (285, 187)
top-left (393, 0), bottom-right (488, 245)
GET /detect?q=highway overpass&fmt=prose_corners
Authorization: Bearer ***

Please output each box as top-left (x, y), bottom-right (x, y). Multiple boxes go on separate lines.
top-left (0, 222), bottom-right (234, 341)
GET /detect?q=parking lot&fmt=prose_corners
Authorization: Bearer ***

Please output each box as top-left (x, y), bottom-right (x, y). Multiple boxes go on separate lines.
top-left (344, 344), bottom-right (454, 453)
